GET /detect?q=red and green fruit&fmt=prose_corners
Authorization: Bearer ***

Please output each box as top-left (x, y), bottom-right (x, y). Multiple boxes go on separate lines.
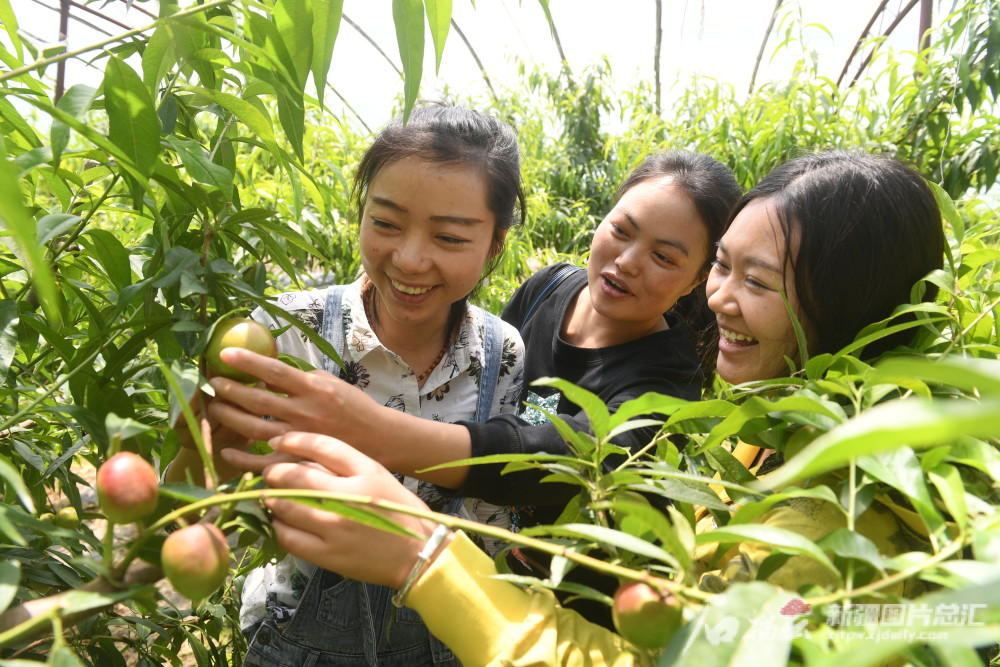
top-left (612, 581), bottom-right (684, 650)
top-left (96, 451), bottom-right (160, 524)
top-left (161, 523), bottom-right (230, 601)
top-left (204, 317), bottom-right (278, 383)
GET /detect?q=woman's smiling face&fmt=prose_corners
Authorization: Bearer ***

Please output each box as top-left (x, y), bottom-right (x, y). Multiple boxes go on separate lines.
top-left (706, 197), bottom-right (809, 385)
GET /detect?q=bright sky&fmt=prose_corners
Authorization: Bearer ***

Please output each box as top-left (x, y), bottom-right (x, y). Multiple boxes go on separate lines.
top-left (14, 0), bottom-right (922, 130)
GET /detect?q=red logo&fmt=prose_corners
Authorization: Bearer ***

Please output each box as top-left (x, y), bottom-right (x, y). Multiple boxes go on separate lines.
top-left (780, 598), bottom-right (812, 616)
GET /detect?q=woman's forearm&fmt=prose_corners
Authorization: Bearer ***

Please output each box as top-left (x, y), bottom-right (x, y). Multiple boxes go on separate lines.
top-left (356, 408), bottom-right (473, 489)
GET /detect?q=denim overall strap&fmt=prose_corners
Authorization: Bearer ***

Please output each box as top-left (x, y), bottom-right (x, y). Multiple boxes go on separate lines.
top-left (440, 312), bottom-right (502, 519)
top-left (320, 285), bottom-right (348, 377)
top-left (473, 312), bottom-right (503, 423)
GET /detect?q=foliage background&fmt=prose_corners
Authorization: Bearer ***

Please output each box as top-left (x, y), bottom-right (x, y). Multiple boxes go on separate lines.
top-left (0, 0), bottom-right (998, 665)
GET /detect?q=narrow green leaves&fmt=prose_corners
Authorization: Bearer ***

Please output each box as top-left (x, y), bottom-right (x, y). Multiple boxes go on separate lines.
top-left (0, 0), bottom-right (22, 61)
top-left (274, 0), bottom-right (314, 88)
top-left (310, 0), bottom-right (344, 108)
top-left (424, 0), bottom-right (452, 73)
top-left (393, 0), bottom-right (425, 121)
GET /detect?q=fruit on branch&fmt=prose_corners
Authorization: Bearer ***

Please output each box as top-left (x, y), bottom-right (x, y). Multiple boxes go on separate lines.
top-left (204, 317), bottom-right (278, 383)
top-left (161, 523), bottom-right (230, 601)
top-left (612, 580), bottom-right (683, 650)
top-left (96, 452), bottom-right (160, 524)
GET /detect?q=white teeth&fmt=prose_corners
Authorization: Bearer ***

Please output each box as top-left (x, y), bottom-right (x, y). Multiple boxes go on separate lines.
top-left (606, 277), bottom-right (627, 292)
top-left (392, 280), bottom-right (432, 295)
top-left (721, 327), bottom-right (757, 343)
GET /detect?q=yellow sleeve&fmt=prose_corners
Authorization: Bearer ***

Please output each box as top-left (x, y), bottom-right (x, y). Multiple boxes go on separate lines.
top-left (408, 531), bottom-right (638, 667)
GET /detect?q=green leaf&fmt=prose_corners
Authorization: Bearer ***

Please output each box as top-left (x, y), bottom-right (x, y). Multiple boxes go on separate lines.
top-left (612, 494), bottom-right (691, 571)
top-left (875, 356), bottom-right (1000, 397)
top-left (392, 0), bottom-right (425, 121)
top-left (0, 159), bottom-right (61, 326)
top-left (0, 95), bottom-right (40, 148)
top-left (0, 558), bottom-right (19, 613)
top-left (103, 56), bottom-right (160, 181)
top-left (693, 394), bottom-right (845, 455)
top-left (535, 0), bottom-right (559, 46)
top-left (609, 391), bottom-right (690, 431)
top-left (817, 528), bottom-right (885, 571)
top-left (13, 88), bottom-right (148, 186)
top-left (0, 0), bottom-right (22, 60)
top-left (142, 25), bottom-right (177, 92)
top-left (927, 463), bottom-right (968, 531)
top-left (423, 0), bottom-right (452, 73)
top-left (80, 229), bottom-right (133, 292)
top-left (419, 452), bottom-right (577, 472)
top-left (532, 377), bottom-right (610, 439)
top-left (761, 397), bottom-right (1000, 489)
top-left (858, 447), bottom-right (943, 535)
top-left (0, 300), bottom-right (17, 380)
top-left (293, 497), bottom-right (417, 538)
top-left (0, 454), bottom-right (34, 513)
top-left (310, 0), bottom-right (344, 108)
top-left (728, 485), bottom-right (841, 526)
top-left (929, 181), bottom-right (964, 243)
top-left (274, 0), bottom-right (313, 87)
top-left (165, 135), bottom-right (234, 198)
top-left (51, 85), bottom-right (97, 164)
top-left (523, 522), bottom-right (679, 566)
top-left (182, 86), bottom-right (278, 151)
top-left (35, 213), bottom-right (81, 247)
top-left (694, 523), bottom-right (840, 578)
top-left (49, 645), bottom-right (87, 667)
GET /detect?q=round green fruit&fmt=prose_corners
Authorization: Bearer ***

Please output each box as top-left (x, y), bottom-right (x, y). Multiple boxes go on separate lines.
top-left (204, 317), bottom-right (278, 383)
top-left (161, 523), bottom-right (230, 601)
top-left (612, 581), bottom-right (683, 650)
top-left (54, 506), bottom-right (81, 529)
top-left (96, 451), bottom-right (160, 525)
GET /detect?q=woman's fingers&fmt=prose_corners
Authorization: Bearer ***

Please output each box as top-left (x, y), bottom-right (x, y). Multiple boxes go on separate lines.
top-left (267, 433), bottom-right (381, 480)
top-left (217, 347), bottom-right (332, 394)
top-left (270, 518), bottom-right (332, 564)
top-left (208, 397), bottom-right (291, 442)
top-left (220, 448), bottom-right (297, 473)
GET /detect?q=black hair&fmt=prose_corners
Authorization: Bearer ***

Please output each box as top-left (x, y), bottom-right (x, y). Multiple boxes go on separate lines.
top-left (616, 151), bottom-right (743, 377)
top-left (732, 151), bottom-right (944, 359)
top-left (351, 102), bottom-right (526, 336)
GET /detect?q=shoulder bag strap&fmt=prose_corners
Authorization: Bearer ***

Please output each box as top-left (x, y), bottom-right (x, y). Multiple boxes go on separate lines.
top-left (519, 265), bottom-right (580, 329)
